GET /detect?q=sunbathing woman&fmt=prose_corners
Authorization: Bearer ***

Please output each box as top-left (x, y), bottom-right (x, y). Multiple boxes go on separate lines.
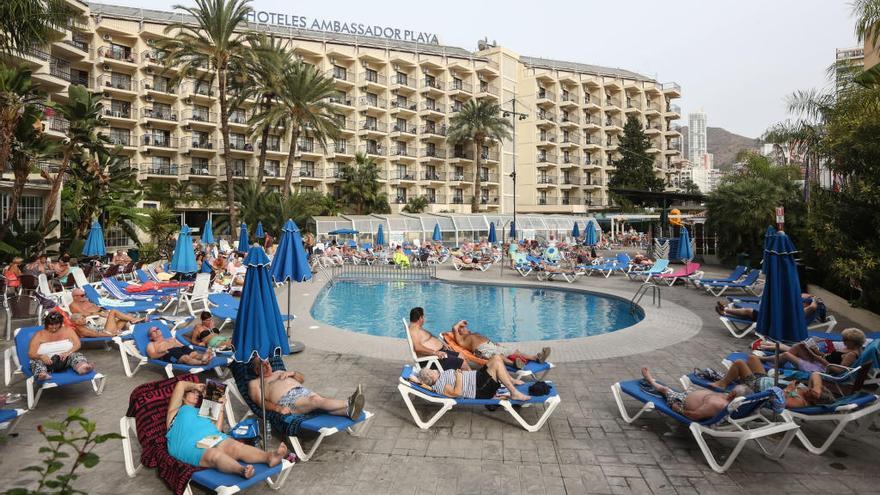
top-left (166, 380), bottom-right (287, 479)
top-left (450, 320), bottom-right (550, 369)
top-left (640, 367), bottom-right (747, 420)
top-left (756, 327), bottom-right (864, 374)
top-left (708, 356), bottom-right (839, 408)
top-left (191, 311), bottom-right (232, 350)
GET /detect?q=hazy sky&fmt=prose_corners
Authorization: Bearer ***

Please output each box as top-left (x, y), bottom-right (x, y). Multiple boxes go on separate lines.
top-left (99, 0), bottom-right (858, 138)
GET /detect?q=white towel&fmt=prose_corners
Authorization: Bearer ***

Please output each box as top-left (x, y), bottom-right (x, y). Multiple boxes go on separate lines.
top-left (97, 297), bottom-right (136, 308)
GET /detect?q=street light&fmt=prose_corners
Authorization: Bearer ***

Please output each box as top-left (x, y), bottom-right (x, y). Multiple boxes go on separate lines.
top-left (503, 101), bottom-right (527, 240)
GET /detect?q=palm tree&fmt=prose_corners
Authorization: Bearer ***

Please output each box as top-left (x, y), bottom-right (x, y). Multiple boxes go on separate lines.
top-left (42, 84), bottom-right (107, 231)
top-left (854, 0), bottom-right (880, 53)
top-left (447, 99), bottom-right (512, 212)
top-left (402, 196), bottom-right (429, 213)
top-left (0, 66), bottom-right (43, 183)
top-left (0, 0), bottom-right (79, 58)
top-left (338, 152), bottom-right (389, 214)
top-left (230, 34), bottom-right (293, 188)
top-left (157, 0), bottom-right (254, 227)
top-left (252, 60), bottom-right (339, 200)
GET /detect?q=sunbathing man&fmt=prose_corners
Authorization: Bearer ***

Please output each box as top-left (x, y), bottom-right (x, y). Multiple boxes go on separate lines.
top-left (27, 312), bottom-right (95, 380)
top-left (146, 326), bottom-right (215, 365)
top-left (248, 359), bottom-right (365, 419)
top-left (69, 288), bottom-right (145, 336)
top-left (709, 356), bottom-right (841, 408)
top-left (715, 294), bottom-right (818, 322)
top-left (408, 307), bottom-right (470, 370)
top-left (449, 320), bottom-right (550, 369)
top-left (416, 354), bottom-right (530, 401)
top-left (640, 367), bottom-right (748, 420)
top-left (166, 380), bottom-right (288, 478)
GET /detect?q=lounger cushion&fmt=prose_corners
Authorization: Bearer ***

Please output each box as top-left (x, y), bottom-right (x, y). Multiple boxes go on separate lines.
top-left (190, 461), bottom-right (283, 492)
top-left (133, 321), bottom-right (231, 371)
top-left (300, 412), bottom-right (367, 432)
top-left (400, 366), bottom-right (557, 406)
top-left (0, 408), bottom-right (22, 424)
top-left (229, 356), bottom-right (311, 436)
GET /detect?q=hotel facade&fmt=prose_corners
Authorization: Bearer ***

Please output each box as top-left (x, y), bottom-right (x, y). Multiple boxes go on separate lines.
top-left (15, 1), bottom-right (682, 234)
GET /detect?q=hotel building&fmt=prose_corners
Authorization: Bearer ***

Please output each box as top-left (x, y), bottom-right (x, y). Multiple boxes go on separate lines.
top-left (13, 1), bottom-right (681, 234)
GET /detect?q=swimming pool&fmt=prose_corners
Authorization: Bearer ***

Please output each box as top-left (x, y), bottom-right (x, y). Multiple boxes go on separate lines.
top-left (310, 280), bottom-right (643, 342)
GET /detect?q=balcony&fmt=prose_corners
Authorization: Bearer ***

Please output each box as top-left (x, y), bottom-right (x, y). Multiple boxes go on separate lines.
top-left (59, 36), bottom-right (89, 57)
top-left (418, 102), bottom-right (445, 115)
top-left (227, 112), bottom-right (249, 128)
top-left (141, 107), bottom-right (178, 123)
top-left (560, 154), bottom-right (580, 166)
top-left (477, 82), bottom-right (498, 98)
top-left (296, 167), bottom-right (323, 180)
top-left (583, 94), bottom-right (599, 109)
top-left (139, 162), bottom-right (179, 177)
top-left (10, 46), bottom-right (50, 67)
top-left (326, 69), bottom-right (354, 85)
top-left (141, 135), bottom-right (178, 150)
top-left (448, 173), bottom-right (474, 184)
top-left (480, 197), bottom-right (499, 207)
top-left (422, 171), bottom-right (445, 181)
top-left (536, 89), bottom-right (556, 103)
top-left (184, 161), bottom-right (217, 177)
top-left (560, 114), bottom-right (580, 127)
top-left (419, 147), bottom-right (446, 160)
top-left (390, 146), bottom-right (417, 159)
top-left (258, 140), bottom-right (286, 155)
top-left (335, 118), bottom-right (356, 133)
top-left (662, 82), bottom-right (681, 97)
top-left (537, 196), bottom-right (559, 206)
top-left (358, 120), bottom-right (388, 135)
top-left (141, 49), bottom-right (169, 66)
top-left (425, 194), bottom-right (446, 204)
top-left (420, 78), bottom-right (444, 92)
top-left (389, 99), bottom-right (418, 114)
top-left (143, 79), bottom-right (177, 96)
top-left (605, 119), bottom-right (623, 132)
top-left (449, 80), bottom-right (473, 95)
top-left (536, 133), bottom-right (557, 145)
top-left (182, 83), bottom-right (217, 101)
top-left (390, 123), bottom-right (418, 136)
top-left (97, 75), bottom-right (137, 94)
top-left (583, 158), bottom-right (601, 169)
top-left (452, 196), bottom-right (466, 205)
top-left (296, 140), bottom-right (321, 157)
top-left (625, 100), bottom-right (641, 113)
top-left (420, 124), bottom-right (447, 138)
top-left (358, 72), bottom-right (386, 87)
top-left (604, 98), bottom-right (621, 111)
top-left (645, 103), bottom-right (661, 115)
top-left (537, 153), bottom-right (557, 165)
top-left (450, 149), bottom-right (473, 161)
top-left (107, 134), bottom-right (134, 148)
top-left (559, 92), bottom-right (579, 108)
top-left (665, 104), bottom-right (681, 116)
top-left (331, 140), bottom-right (354, 157)
top-left (183, 109), bottom-right (217, 127)
top-left (225, 140), bottom-right (254, 154)
top-left (560, 175), bottom-right (581, 186)
top-left (479, 173), bottom-right (499, 183)
top-left (537, 175), bottom-right (557, 186)
top-left (328, 95), bottom-right (354, 108)
top-left (358, 96), bottom-right (386, 111)
top-left (480, 150), bottom-right (499, 162)
top-left (185, 138), bottom-right (217, 152)
top-left (536, 112), bottom-right (556, 126)
top-left (560, 134), bottom-right (581, 146)
top-left (583, 178), bottom-right (603, 188)
top-left (357, 144), bottom-right (385, 157)
top-left (103, 107), bottom-right (136, 123)
top-left (645, 122), bottom-right (663, 135)
top-left (389, 171), bottom-right (417, 183)
top-left (97, 45), bottom-right (137, 65)
top-left (390, 74), bottom-right (414, 90)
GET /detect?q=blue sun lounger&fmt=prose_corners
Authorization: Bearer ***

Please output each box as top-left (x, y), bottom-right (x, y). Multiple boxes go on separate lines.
top-left (719, 302), bottom-right (838, 338)
top-left (82, 284), bottom-right (162, 314)
top-left (226, 356), bottom-right (374, 461)
top-left (0, 407), bottom-right (27, 434)
top-left (611, 378), bottom-right (798, 473)
top-left (115, 321), bottom-right (231, 378)
top-left (581, 258), bottom-right (618, 278)
top-left (693, 265), bottom-right (748, 288)
top-left (626, 259), bottom-right (671, 282)
top-left (397, 365), bottom-right (561, 432)
top-left (702, 270), bottom-right (762, 297)
top-left (681, 370), bottom-right (880, 455)
top-left (3, 326), bottom-right (106, 409)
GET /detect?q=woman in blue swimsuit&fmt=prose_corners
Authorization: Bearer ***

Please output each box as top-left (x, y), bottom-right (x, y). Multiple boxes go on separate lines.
top-left (165, 381), bottom-right (287, 479)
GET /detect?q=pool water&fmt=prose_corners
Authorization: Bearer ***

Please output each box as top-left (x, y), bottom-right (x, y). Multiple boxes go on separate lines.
top-left (310, 280), bottom-right (643, 341)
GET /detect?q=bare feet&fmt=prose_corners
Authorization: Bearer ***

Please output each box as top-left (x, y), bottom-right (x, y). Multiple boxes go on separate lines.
top-left (509, 391), bottom-right (531, 401)
top-left (241, 464), bottom-right (255, 479)
top-left (641, 367), bottom-right (657, 388)
top-left (74, 362), bottom-right (94, 374)
top-left (36, 372), bottom-right (51, 381)
top-left (715, 302), bottom-right (726, 316)
top-left (267, 443), bottom-right (288, 467)
top-left (512, 378), bottom-right (525, 386)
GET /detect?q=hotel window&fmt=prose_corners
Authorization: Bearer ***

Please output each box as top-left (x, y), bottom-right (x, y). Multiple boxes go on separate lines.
top-left (109, 100), bottom-right (130, 118)
top-left (424, 73), bottom-right (436, 88)
top-left (152, 102), bottom-right (174, 120)
top-left (480, 188), bottom-right (489, 203)
top-left (298, 137), bottom-right (314, 152)
top-left (331, 91), bottom-right (348, 105)
top-left (585, 152), bottom-right (592, 164)
top-left (395, 71), bottom-right (407, 86)
top-left (332, 65), bottom-right (347, 80)
top-left (425, 165), bottom-right (437, 179)
top-left (562, 89), bottom-right (570, 101)
top-left (480, 166), bottom-right (489, 181)
top-left (192, 131), bottom-right (210, 148)
top-left (538, 149), bottom-right (548, 161)
top-left (539, 191), bottom-right (548, 204)
top-left (562, 191), bottom-right (571, 205)
top-left (0, 195), bottom-right (44, 233)
top-left (426, 142), bottom-right (436, 157)
top-left (365, 68), bottom-right (378, 83)
top-left (331, 185), bottom-right (341, 199)
top-left (395, 117), bottom-right (407, 132)
top-left (152, 76), bottom-right (172, 93)
top-left (107, 43), bottom-right (131, 61)
top-left (301, 161), bottom-right (315, 177)
top-left (563, 150), bottom-right (571, 163)
top-left (364, 115), bottom-right (377, 130)
top-left (195, 80), bottom-right (212, 96)
top-left (266, 135), bottom-right (281, 152)
top-left (191, 157), bottom-right (210, 175)
top-left (144, 130), bottom-right (171, 147)
top-left (366, 139), bottom-right (379, 154)
top-left (563, 170), bottom-right (572, 184)
top-left (334, 113), bottom-right (347, 128)
top-left (425, 97), bottom-right (436, 111)
top-left (230, 133), bottom-right (247, 150)
top-left (230, 108), bottom-right (246, 124)
top-left (453, 188), bottom-right (464, 203)
top-left (394, 94), bottom-right (407, 108)
top-left (586, 172), bottom-right (593, 184)
top-left (109, 72), bottom-right (131, 90)
top-left (451, 100), bottom-right (462, 113)
top-left (479, 80), bottom-right (489, 93)
top-left (396, 163), bottom-right (407, 179)
top-left (264, 159), bottom-right (280, 177)
top-left (605, 93), bottom-right (613, 105)
top-left (538, 87), bottom-right (547, 99)
top-left (425, 188), bottom-right (436, 203)
top-left (334, 139), bottom-right (347, 154)
top-left (481, 145), bottom-right (490, 159)
top-left (453, 166), bottom-right (464, 180)
top-left (150, 156), bottom-right (172, 175)
top-left (109, 128), bottom-right (130, 146)
top-left (561, 110), bottom-right (569, 122)
top-left (539, 129), bottom-right (548, 141)
top-left (231, 159), bottom-right (246, 176)
top-left (424, 119), bottom-right (436, 133)
top-left (396, 187), bottom-right (407, 203)
top-left (452, 77), bottom-right (463, 90)
top-left (301, 185), bottom-right (315, 193)
top-left (454, 144), bottom-right (466, 158)
top-left (563, 130), bottom-right (570, 143)
top-left (193, 105), bottom-right (210, 122)
top-left (335, 162), bottom-right (346, 178)
top-left (395, 141), bottom-right (408, 156)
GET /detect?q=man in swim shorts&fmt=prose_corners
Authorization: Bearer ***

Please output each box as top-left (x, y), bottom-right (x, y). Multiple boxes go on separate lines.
top-left (408, 307), bottom-right (470, 370)
top-left (640, 367), bottom-right (748, 420)
top-left (146, 326), bottom-right (215, 365)
top-left (248, 359), bottom-right (365, 419)
top-left (450, 320), bottom-right (550, 369)
top-left (416, 354), bottom-right (531, 401)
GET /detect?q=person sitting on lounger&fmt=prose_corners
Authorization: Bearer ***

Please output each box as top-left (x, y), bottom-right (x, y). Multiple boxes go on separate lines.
top-left (710, 355), bottom-right (841, 408)
top-left (756, 327), bottom-right (865, 374)
top-left (408, 307), bottom-right (470, 371)
top-left (640, 367), bottom-right (749, 420)
top-left (715, 294), bottom-right (819, 322)
top-left (248, 359), bottom-right (365, 419)
top-left (416, 354), bottom-right (531, 401)
top-left (166, 380), bottom-right (288, 478)
top-left (146, 326), bottom-right (215, 365)
top-left (449, 320), bottom-right (550, 369)
top-left (112, 249), bottom-right (132, 266)
top-left (27, 312), bottom-right (95, 381)
top-left (191, 311), bottom-right (232, 350)
top-left (69, 288), bottom-right (145, 336)
top-left (630, 254), bottom-right (653, 268)
top-left (392, 246), bottom-right (411, 267)
top-left (25, 253), bottom-right (50, 276)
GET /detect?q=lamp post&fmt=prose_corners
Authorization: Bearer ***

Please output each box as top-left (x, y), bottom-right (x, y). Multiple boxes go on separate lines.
top-left (503, 98), bottom-right (528, 241)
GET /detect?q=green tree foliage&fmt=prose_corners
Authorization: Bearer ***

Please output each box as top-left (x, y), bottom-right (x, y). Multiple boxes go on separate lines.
top-left (231, 179), bottom-right (338, 235)
top-left (706, 151), bottom-right (803, 266)
top-left (402, 195), bottom-right (429, 213)
top-left (0, 0), bottom-right (80, 59)
top-left (337, 152), bottom-right (390, 215)
top-left (447, 99), bottom-right (511, 212)
top-left (607, 115), bottom-right (664, 206)
top-left (680, 179), bottom-right (701, 194)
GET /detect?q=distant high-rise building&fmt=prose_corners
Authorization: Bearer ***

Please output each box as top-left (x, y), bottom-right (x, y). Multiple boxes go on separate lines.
top-left (688, 111), bottom-right (707, 166)
top-left (835, 46), bottom-right (865, 92)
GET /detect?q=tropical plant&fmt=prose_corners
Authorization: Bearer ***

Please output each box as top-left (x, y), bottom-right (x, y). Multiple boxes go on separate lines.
top-left (680, 179), bottom-right (700, 194)
top-left (42, 85), bottom-right (107, 232)
top-left (0, 65), bottom-right (44, 193)
top-left (402, 195), bottom-right (429, 213)
top-left (157, 0), bottom-right (255, 227)
top-left (229, 34), bottom-right (293, 188)
top-left (337, 152), bottom-right (389, 215)
top-left (141, 207), bottom-right (178, 259)
top-left (447, 99), bottom-right (512, 212)
top-left (0, 218), bottom-right (60, 261)
top-left (853, 0), bottom-right (880, 54)
top-left (3, 408), bottom-right (121, 495)
top-left (0, 0), bottom-right (80, 58)
top-left (250, 60), bottom-right (339, 200)
top-left (705, 151), bottom-right (803, 266)
top-left (607, 115), bottom-right (665, 206)
top-left (233, 178), bottom-right (338, 235)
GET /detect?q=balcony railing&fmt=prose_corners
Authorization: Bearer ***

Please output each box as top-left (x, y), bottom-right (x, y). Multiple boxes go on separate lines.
top-left (422, 171), bottom-right (445, 180)
top-left (666, 104), bottom-right (681, 114)
top-left (62, 38), bottom-right (89, 53)
top-left (478, 82), bottom-right (498, 95)
top-left (536, 133), bottom-right (557, 143)
top-left (448, 173), bottom-right (474, 183)
top-left (537, 196), bottom-right (559, 206)
top-left (228, 112), bottom-right (249, 125)
top-left (107, 134), bottom-right (132, 146)
top-left (359, 120), bottom-right (388, 133)
top-left (537, 176), bottom-right (557, 185)
top-left (390, 172), bottom-right (417, 181)
top-left (537, 153), bottom-right (557, 164)
top-left (479, 173), bottom-right (499, 183)
top-left (480, 150), bottom-right (499, 161)
top-left (142, 135), bottom-right (178, 148)
top-left (329, 95), bottom-right (353, 106)
top-left (391, 123), bottom-right (417, 135)
top-left (391, 147), bottom-right (417, 158)
top-left (98, 45), bottom-right (136, 63)
top-left (451, 81), bottom-right (473, 93)
top-left (143, 79), bottom-right (177, 94)
top-left (391, 74), bottom-right (413, 87)
top-left (560, 115), bottom-right (580, 125)
top-left (327, 69), bottom-right (353, 82)
top-left (48, 63), bottom-right (71, 81)
top-left (561, 154), bottom-right (580, 165)
top-left (104, 107), bottom-right (134, 119)
top-left (561, 176), bottom-right (580, 185)
top-left (258, 140), bottom-right (284, 153)
top-left (140, 162), bottom-right (178, 176)
top-left (419, 102), bottom-right (445, 113)
top-left (537, 89), bottom-right (556, 101)
top-left (421, 78), bottom-right (443, 90)
top-left (420, 148), bottom-right (446, 159)
top-left (662, 82), bottom-right (681, 93)
top-left (226, 140), bottom-right (254, 152)
top-left (141, 49), bottom-right (169, 64)
top-left (537, 112), bottom-right (556, 122)
top-left (452, 196), bottom-right (465, 204)
top-left (98, 75), bottom-right (136, 91)
top-left (560, 93), bottom-right (578, 103)
top-left (359, 72), bottom-right (386, 85)
top-left (451, 149), bottom-right (473, 160)
top-left (426, 194), bottom-right (445, 204)
top-left (561, 134), bottom-right (581, 145)
top-left (357, 144), bottom-right (384, 156)
top-left (187, 138), bottom-right (216, 150)
top-left (358, 96), bottom-right (386, 108)
top-left (142, 107), bottom-right (178, 121)
top-left (390, 100), bottom-right (417, 112)
top-left (297, 140), bottom-right (317, 153)
top-left (184, 161), bottom-right (217, 176)
top-left (332, 141), bottom-right (354, 154)
top-left (583, 158), bottom-right (600, 166)
top-left (296, 168), bottom-right (322, 178)
top-left (420, 124), bottom-right (447, 136)
top-left (184, 109), bottom-right (217, 124)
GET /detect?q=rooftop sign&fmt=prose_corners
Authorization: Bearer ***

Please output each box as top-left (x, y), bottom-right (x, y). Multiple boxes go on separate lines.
top-left (245, 11), bottom-right (440, 45)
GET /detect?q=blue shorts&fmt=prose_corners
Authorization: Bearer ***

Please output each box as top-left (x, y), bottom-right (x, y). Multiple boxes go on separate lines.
top-left (276, 386), bottom-right (313, 412)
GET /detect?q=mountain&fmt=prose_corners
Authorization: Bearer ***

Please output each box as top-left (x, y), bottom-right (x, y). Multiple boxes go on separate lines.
top-left (680, 126), bottom-right (760, 171)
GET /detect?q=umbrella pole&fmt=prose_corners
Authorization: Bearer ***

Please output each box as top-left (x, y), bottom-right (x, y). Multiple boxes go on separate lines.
top-left (286, 279), bottom-right (292, 339)
top-left (287, 279), bottom-right (305, 354)
top-left (260, 359), bottom-right (269, 451)
top-left (774, 342), bottom-right (781, 387)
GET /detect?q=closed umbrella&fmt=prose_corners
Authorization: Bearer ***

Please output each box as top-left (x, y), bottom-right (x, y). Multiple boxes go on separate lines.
top-left (237, 223), bottom-right (249, 253)
top-left (270, 219), bottom-right (312, 353)
top-left (584, 221), bottom-right (599, 246)
top-left (756, 231), bottom-right (807, 385)
top-left (202, 218), bottom-right (214, 245)
top-left (509, 221), bottom-right (516, 240)
top-left (232, 245), bottom-right (290, 449)
top-left (376, 224), bottom-right (385, 246)
top-left (82, 220), bottom-right (106, 257)
top-left (255, 221), bottom-right (265, 239)
top-left (432, 223), bottom-right (442, 242)
top-left (169, 225), bottom-right (197, 273)
top-left (488, 222), bottom-right (497, 244)
top-left (571, 221), bottom-right (580, 239)
top-left (677, 226), bottom-right (694, 270)
top-left (764, 225), bottom-right (776, 251)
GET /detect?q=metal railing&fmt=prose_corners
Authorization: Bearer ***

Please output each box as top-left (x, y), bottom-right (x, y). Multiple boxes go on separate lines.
top-left (329, 264), bottom-right (436, 281)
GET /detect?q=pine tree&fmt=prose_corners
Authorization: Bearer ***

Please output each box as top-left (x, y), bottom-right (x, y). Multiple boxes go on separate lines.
top-left (608, 115), bottom-right (665, 199)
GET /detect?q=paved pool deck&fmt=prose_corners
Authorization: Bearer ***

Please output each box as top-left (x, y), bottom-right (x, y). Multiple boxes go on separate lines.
top-left (2, 263), bottom-right (879, 495)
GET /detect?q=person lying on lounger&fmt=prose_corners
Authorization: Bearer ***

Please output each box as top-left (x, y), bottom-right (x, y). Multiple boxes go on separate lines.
top-left (416, 354), bottom-right (531, 401)
top-left (69, 288), bottom-right (146, 337)
top-left (28, 312), bottom-right (95, 381)
top-left (449, 320), bottom-right (550, 369)
top-left (715, 294), bottom-right (818, 322)
top-left (146, 326), bottom-right (215, 365)
top-left (408, 307), bottom-right (470, 370)
top-left (640, 367), bottom-right (749, 420)
top-left (710, 355), bottom-right (841, 408)
top-left (190, 311), bottom-right (233, 350)
top-left (166, 380), bottom-right (288, 478)
top-left (756, 327), bottom-right (864, 374)
top-left (248, 359), bottom-right (365, 419)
